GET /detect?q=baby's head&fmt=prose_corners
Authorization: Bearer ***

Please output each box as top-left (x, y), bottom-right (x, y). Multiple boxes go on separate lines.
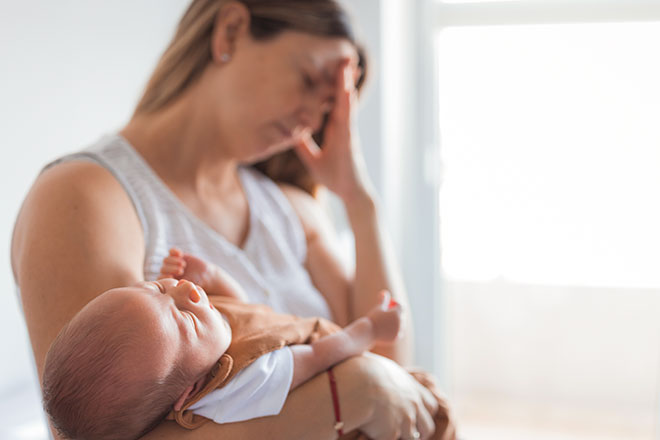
top-left (42, 279), bottom-right (231, 440)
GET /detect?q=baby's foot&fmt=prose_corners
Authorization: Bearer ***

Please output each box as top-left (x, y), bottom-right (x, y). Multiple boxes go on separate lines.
top-left (159, 248), bottom-right (248, 301)
top-left (159, 247), bottom-right (186, 279)
top-left (367, 291), bottom-right (403, 343)
top-left (159, 247), bottom-right (213, 288)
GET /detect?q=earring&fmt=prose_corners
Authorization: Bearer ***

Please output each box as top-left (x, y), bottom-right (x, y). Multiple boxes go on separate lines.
top-left (220, 53), bottom-right (231, 63)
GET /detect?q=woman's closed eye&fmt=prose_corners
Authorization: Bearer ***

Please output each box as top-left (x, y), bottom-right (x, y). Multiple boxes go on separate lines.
top-left (302, 72), bottom-right (318, 91)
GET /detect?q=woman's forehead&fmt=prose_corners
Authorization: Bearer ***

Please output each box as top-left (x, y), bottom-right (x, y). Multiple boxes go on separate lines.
top-left (278, 32), bottom-right (357, 63)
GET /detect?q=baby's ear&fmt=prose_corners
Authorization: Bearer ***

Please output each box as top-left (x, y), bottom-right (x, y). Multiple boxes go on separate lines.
top-left (172, 377), bottom-right (206, 411)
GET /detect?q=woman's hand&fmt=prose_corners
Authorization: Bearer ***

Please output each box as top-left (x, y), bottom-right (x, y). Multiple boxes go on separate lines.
top-left (359, 353), bottom-right (439, 440)
top-left (294, 59), bottom-right (374, 204)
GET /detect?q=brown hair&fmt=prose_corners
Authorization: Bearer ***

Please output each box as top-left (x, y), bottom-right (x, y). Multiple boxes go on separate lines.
top-left (135, 0), bottom-right (368, 196)
top-left (42, 303), bottom-right (191, 440)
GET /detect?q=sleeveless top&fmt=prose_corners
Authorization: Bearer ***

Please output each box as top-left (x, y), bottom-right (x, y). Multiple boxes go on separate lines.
top-left (45, 133), bottom-right (332, 320)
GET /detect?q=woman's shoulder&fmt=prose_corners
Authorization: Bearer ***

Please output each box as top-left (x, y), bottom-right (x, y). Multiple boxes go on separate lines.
top-left (11, 158), bottom-right (146, 382)
top-left (24, 159), bottom-right (134, 222)
top-left (38, 158), bottom-right (121, 191)
top-left (11, 160), bottom-right (142, 282)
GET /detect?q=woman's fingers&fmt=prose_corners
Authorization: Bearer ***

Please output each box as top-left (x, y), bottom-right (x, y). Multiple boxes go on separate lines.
top-left (358, 354), bottom-right (441, 440)
top-left (293, 131), bottom-right (321, 170)
top-left (415, 399), bottom-right (435, 440)
top-left (397, 398), bottom-right (434, 440)
top-left (331, 60), bottom-right (355, 124)
top-left (354, 65), bottom-right (364, 87)
top-left (399, 414), bottom-right (417, 440)
top-left (416, 384), bottom-right (438, 440)
top-left (420, 384), bottom-right (439, 418)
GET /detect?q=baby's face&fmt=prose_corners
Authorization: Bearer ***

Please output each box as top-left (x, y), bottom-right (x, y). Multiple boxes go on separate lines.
top-left (101, 278), bottom-right (232, 382)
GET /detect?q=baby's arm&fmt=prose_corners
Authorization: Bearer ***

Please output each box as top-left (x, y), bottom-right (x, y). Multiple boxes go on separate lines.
top-left (289, 291), bottom-right (402, 390)
top-left (159, 247), bottom-right (248, 301)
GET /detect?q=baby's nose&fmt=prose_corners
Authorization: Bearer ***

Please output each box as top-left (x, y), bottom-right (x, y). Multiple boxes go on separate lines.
top-left (176, 279), bottom-right (201, 303)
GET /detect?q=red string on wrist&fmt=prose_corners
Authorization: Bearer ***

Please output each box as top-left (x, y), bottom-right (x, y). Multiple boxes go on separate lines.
top-left (327, 367), bottom-right (344, 436)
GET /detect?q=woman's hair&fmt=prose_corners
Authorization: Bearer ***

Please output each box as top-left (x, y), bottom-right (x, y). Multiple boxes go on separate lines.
top-left (135, 0), bottom-right (368, 196)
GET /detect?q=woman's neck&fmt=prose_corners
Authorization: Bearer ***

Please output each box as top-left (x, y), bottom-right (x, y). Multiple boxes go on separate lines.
top-left (120, 92), bottom-right (240, 197)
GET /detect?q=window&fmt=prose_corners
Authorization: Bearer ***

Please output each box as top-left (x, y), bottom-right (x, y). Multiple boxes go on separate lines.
top-left (435, 2), bottom-right (660, 438)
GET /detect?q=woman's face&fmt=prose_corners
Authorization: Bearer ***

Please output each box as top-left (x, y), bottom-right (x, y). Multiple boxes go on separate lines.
top-left (206, 30), bottom-right (359, 163)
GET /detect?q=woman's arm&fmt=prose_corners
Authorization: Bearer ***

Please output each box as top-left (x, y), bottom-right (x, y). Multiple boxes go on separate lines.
top-left (143, 353), bottom-right (439, 440)
top-left (12, 161), bottom-right (146, 439)
top-left (12, 162), bottom-right (146, 379)
top-left (343, 188), bottom-right (414, 364)
top-left (291, 60), bottom-right (414, 364)
top-left (13, 161), bottom-right (435, 440)
top-left (281, 184), bottom-right (413, 365)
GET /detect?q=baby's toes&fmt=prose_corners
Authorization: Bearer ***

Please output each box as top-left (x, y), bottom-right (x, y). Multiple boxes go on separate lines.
top-left (163, 255), bottom-right (185, 267)
top-left (169, 247), bottom-right (183, 257)
top-left (161, 263), bottom-right (183, 277)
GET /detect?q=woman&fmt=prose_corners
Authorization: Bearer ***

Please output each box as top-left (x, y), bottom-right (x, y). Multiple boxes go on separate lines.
top-left (11, 1), bottom-right (454, 439)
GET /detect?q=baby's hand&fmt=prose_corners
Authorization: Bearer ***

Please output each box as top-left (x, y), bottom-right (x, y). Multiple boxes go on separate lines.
top-left (367, 291), bottom-right (403, 343)
top-left (159, 248), bottom-right (248, 301)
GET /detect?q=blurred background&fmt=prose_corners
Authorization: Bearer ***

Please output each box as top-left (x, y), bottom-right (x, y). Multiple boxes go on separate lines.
top-left (2, 1), bottom-right (660, 439)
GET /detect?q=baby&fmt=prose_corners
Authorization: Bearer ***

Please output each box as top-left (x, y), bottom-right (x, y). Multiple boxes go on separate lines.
top-left (42, 248), bottom-right (402, 440)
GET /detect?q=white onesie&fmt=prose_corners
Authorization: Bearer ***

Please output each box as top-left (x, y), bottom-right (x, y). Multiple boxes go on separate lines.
top-left (189, 347), bottom-right (294, 423)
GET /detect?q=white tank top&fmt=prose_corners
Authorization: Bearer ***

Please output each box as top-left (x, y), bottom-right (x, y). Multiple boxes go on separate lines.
top-left (46, 133), bottom-right (332, 320)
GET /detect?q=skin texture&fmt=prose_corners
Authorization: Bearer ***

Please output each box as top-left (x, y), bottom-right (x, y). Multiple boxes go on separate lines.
top-left (12, 2), bottom-right (438, 439)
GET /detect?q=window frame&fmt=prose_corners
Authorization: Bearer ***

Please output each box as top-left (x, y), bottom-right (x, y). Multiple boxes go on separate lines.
top-left (389, 0), bottom-right (660, 388)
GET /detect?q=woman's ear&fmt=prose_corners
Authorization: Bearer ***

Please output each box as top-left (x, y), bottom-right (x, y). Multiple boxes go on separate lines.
top-left (172, 376), bottom-right (206, 411)
top-left (210, 1), bottom-right (252, 64)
